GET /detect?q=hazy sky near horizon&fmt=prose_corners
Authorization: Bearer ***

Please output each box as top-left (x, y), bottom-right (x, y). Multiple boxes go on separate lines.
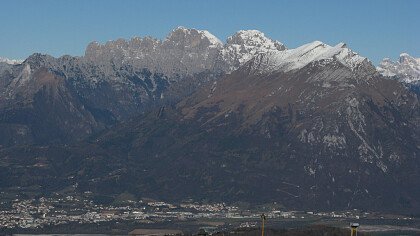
top-left (0, 0), bottom-right (419, 64)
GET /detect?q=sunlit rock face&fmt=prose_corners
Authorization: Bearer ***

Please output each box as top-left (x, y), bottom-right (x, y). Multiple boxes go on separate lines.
top-left (84, 27), bottom-right (287, 76)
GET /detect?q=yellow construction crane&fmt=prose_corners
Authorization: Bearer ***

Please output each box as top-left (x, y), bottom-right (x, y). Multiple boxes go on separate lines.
top-left (261, 213), bottom-right (266, 236)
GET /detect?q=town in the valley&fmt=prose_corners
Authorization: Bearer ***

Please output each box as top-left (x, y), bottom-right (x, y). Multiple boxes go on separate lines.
top-left (0, 191), bottom-right (417, 234)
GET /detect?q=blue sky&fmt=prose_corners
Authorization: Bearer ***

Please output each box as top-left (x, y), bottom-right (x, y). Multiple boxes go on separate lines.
top-left (0, 0), bottom-right (419, 64)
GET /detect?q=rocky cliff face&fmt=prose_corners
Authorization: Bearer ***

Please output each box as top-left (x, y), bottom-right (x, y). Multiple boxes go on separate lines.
top-left (84, 27), bottom-right (286, 76)
top-left (84, 27), bottom-right (223, 76)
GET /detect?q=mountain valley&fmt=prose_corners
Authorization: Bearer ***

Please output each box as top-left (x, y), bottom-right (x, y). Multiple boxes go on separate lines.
top-left (0, 27), bottom-right (419, 214)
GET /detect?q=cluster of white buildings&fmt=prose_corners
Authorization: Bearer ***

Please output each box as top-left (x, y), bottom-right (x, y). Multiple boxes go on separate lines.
top-left (2, 195), bottom-right (410, 231)
top-left (0, 196), bottom-right (247, 230)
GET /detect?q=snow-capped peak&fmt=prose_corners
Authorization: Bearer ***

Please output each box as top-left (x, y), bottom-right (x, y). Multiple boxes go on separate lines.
top-left (399, 52), bottom-right (419, 64)
top-left (166, 26), bottom-right (223, 47)
top-left (400, 52), bottom-right (410, 57)
top-left (219, 30), bottom-right (286, 71)
top-left (0, 57), bottom-right (23, 65)
top-left (227, 30), bottom-right (286, 51)
top-left (377, 53), bottom-right (420, 83)
top-left (200, 29), bottom-right (223, 46)
top-left (248, 41), bottom-right (368, 73)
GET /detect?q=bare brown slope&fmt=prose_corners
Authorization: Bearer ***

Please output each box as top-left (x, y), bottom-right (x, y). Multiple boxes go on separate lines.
top-left (0, 67), bottom-right (99, 145)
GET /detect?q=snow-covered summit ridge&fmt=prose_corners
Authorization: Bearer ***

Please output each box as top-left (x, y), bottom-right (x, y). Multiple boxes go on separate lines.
top-left (0, 57), bottom-right (23, 65)
top-left (220, 29), bottom-right (286, 70)
top-left (83, 27), bottom-right (372, 76)
top-left (227, 30), bottom-right (286, 50)
top-left (248, 40), bottom-right (369, 73)
top-left (377, 53), bottom-right (420, 83)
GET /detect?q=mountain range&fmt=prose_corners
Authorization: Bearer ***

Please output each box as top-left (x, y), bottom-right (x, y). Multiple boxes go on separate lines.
top-left (0, 27), bottom-right (419, 214)
top-left (377, 53), bottom-right (420, 94)
top-left (0, 57), bottom-right (23, 65)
